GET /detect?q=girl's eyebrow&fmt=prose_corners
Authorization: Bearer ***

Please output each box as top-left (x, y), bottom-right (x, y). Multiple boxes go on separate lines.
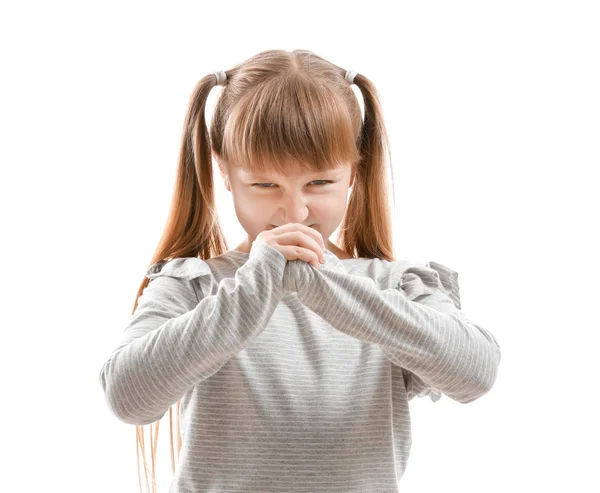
top-left (247, 170), bottom-right (342, 179)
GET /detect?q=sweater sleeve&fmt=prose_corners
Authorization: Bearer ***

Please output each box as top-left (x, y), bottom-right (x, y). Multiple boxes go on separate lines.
top-left (284, 256), bottom-right (501, 404)
top-left (99, 238), bottom-right (287, 426)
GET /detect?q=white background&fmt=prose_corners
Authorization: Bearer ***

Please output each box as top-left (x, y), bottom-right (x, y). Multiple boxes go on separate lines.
top-left (1, 1), bottom-right (598, 491)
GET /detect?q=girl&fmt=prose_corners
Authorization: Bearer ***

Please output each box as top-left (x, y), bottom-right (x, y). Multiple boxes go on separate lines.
top-left (99, 49), bottom-right (502, 493)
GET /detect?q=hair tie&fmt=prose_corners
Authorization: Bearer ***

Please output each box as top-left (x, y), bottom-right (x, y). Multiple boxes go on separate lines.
top-left (345, 70), bottom-right (358, 84)
top-left (213, 70), bottom-right (227, 86)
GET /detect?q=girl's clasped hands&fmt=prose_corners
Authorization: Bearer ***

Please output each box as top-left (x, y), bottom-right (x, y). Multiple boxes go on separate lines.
top-left (256, 223), bottom-right (327, 269)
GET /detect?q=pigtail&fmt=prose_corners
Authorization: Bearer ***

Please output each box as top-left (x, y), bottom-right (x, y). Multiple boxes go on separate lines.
top-left (131, 70), bottom-right (229, 493)
top-left (336, 71), bottom-right (396, 261)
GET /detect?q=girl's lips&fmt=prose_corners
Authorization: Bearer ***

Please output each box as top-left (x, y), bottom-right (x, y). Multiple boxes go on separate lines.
top-left (268, 224), bottom-right (317, 229)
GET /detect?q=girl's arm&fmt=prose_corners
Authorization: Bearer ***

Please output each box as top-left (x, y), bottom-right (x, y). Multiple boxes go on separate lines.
top-left (284, 258), bottom-right (501, 404)
top-left (99, 240), bottom-right (287, 426)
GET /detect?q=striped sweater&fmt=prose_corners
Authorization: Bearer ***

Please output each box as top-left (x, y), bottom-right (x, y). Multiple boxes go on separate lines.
top-left (99, 237), bottom-right (501, 492)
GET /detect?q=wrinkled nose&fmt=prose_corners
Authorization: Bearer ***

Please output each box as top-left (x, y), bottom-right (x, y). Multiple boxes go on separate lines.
top-left (278, 198), bottom-right (310, 224)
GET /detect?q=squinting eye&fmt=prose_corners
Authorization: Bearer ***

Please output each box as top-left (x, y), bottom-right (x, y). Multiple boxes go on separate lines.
top-left (252, 180), bottom-right (334, 188)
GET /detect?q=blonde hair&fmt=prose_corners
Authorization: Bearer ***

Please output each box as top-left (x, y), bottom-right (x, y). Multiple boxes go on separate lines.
top-left (131, 48), bottom-right (397, 492)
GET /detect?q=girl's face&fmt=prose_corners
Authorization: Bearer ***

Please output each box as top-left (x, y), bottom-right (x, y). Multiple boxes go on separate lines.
top-left (219, 160), bottom-right (356, 253)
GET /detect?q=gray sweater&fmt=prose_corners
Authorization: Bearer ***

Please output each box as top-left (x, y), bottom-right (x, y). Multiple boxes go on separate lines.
top-left (99, 237), bottom-right (501, 492)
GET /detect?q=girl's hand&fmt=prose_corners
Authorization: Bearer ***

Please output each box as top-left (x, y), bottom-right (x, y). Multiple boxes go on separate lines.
top-left (256, 223), bottom-right (326, 269)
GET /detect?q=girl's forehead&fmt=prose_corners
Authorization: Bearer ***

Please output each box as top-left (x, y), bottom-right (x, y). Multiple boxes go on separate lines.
top-left (241, 168), bottom-right (338, 178)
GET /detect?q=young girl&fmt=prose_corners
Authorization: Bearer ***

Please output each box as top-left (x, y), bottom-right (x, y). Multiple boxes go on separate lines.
top-left (99, 49), bottom-right (502, 493)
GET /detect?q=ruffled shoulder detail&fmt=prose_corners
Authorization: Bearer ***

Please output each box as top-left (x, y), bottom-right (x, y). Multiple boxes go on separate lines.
top-left (145, 257), bottom-right (213, 281)
top-left (425, 261), bottom-right (461, 310)
top-left (145, 257), bottom-right (216, 299)
top-left (399, 261), bottom-right (461, 310)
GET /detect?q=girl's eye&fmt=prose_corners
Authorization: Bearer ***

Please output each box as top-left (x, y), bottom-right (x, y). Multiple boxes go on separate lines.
top-left (252, 180), bottom-right (333, 188)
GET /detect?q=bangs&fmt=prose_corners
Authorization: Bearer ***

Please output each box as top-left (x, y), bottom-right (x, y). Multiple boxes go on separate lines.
top-left (220, 75), bottom-right (361, 175)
